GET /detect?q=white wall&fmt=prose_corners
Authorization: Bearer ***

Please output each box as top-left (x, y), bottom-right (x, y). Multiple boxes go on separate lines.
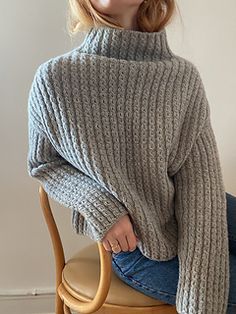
top-left (0, 0), bottom-right (235, 313)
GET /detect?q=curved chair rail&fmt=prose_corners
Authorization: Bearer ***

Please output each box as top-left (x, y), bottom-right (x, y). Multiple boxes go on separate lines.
top-left (39, 185), bottom-right (113, 313)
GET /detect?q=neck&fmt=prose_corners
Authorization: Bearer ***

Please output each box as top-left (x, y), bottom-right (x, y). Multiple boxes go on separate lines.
top-left (76, 26), bottom-right (175, 62)
top-left (111, 4), bottom-right (140, 30)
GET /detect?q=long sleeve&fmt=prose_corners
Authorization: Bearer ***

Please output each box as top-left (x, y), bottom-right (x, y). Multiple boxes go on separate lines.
top-left (27, 66), bottom-right (128, 242)
top-left (170, 67), bottom-right (230, 313)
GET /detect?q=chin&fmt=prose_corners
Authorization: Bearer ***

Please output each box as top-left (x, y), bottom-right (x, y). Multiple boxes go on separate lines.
top-left (118, 0), bottom-right (144, 5)
top-left (91, 0), bottom-right (144, 15)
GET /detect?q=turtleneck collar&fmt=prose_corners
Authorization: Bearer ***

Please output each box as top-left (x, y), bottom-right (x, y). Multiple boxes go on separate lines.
top-left (76, 25), bottom-right (175, 62)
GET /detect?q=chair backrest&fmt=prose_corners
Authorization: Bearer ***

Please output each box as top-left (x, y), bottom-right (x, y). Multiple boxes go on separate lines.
top-left (38, 184), bottom-right (116, 313)
top-left (38, 185), bottom-right (66, 285)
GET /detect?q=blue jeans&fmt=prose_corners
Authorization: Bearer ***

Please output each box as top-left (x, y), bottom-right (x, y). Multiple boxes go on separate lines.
top-left (111, 192), bottom-right (236, 313)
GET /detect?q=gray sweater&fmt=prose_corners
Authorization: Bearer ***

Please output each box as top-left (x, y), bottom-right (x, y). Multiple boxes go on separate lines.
top-left (27, 26), bottom-right (229, 313)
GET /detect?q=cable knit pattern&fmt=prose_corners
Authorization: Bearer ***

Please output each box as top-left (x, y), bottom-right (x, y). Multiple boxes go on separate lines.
top-left (27, 26), bottom-right (230, 313)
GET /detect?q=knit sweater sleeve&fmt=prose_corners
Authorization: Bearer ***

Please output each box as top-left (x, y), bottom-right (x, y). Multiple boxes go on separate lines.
top-left (27, 66), bottom-right (128, 242)
top-left (169, 65), bottom-right (230, 313)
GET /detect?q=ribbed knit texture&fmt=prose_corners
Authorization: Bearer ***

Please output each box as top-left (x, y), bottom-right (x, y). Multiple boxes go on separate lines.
top-left (27, 26), bottom-right (230, 313)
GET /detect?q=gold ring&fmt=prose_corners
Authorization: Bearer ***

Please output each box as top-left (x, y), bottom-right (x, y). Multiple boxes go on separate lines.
top-left (111, 242), bottom-right (120, 249)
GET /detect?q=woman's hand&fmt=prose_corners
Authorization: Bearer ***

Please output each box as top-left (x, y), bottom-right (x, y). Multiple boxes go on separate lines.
top-left (101, 214), bottom-right (139, 253)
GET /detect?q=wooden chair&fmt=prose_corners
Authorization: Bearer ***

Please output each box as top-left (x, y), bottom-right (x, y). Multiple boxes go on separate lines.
top-left (39, 184), bottom-right (178, 314)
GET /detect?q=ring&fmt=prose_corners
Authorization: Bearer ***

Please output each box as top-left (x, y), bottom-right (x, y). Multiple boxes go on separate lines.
top-left (110, 242), bottom-right (120, 249)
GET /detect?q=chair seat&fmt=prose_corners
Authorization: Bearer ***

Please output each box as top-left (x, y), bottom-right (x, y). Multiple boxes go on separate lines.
top-left (62, 242), bottom-right (169, 307)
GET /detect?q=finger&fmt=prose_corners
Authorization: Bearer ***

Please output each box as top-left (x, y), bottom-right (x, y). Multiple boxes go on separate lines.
top-left (126, 231), bottom-right (138, 251)
top-left (102, 238), bottom-right (113, 252)
top-left (116, 234), bottom-right (129, 252)
top-left (108, 236), bottom-right (122, 253)
top-left (102, 236), bottom-right (120, 253)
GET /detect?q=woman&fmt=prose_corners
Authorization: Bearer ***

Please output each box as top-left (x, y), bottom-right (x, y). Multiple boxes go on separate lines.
top-left (27, 0), bottom-right (236, 313)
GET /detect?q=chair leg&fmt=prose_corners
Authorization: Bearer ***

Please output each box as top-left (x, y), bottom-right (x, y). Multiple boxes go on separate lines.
top-left (56, 292), bottom-right (64, 314)
top-left (64, 303), bottom-right (72, 314)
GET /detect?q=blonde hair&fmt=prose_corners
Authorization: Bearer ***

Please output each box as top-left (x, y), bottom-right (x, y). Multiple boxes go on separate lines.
top-left (66, 0), bottom-right (178, 37)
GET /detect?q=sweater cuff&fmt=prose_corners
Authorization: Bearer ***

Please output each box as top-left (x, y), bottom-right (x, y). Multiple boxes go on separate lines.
top-left (72, 186), bottom-right (129, 241)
